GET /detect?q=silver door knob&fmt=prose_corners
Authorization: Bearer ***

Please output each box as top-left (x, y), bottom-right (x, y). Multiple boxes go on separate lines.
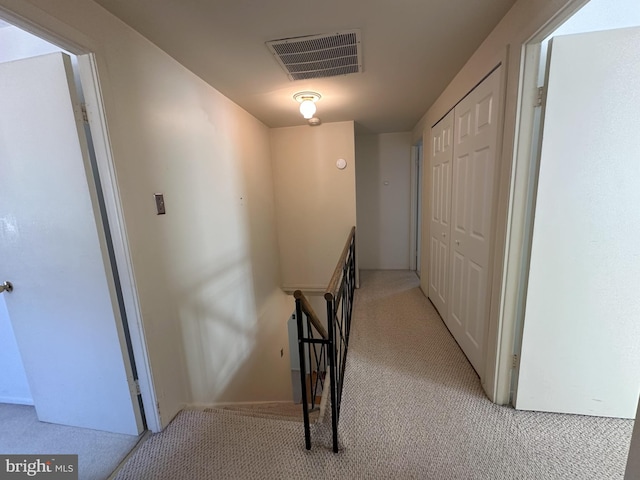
top-left (455, 240), bottom-right (460, 246)
top-left (0, 281), bottom-right (13, 293)
top-left (441, 233), bottom-right (446, 237)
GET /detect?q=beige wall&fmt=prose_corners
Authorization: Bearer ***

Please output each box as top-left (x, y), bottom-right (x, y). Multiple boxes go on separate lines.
top-left (412, 0), bottom-right (583, 143)
top-left (270, 121), bottom-right (356, 291)
top-left (1, 0), bottom-right (293, 427)
top-left (355, 132), bottom-right (412, 270)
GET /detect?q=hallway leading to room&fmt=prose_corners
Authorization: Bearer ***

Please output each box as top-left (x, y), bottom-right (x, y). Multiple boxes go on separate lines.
top-left (113, 271), bottom-right (633, 479)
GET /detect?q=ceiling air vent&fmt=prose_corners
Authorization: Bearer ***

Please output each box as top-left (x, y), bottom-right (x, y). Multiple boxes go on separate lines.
top-left (266, 29), bottom-right (362, 81)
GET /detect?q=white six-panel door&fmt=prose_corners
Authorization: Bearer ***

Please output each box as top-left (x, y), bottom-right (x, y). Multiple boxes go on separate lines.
top-left (448, 68), bottom-right (501, 375)
top-left (429, 111), bottom-right (454, 317)
top-left (516, 28), bottom-right (640, 418)
top-left (429, 67), bottom-right (502, 376)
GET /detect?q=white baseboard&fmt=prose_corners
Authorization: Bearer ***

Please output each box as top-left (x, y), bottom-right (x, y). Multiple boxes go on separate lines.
top-left (0, 396), bottom-right (34, 406)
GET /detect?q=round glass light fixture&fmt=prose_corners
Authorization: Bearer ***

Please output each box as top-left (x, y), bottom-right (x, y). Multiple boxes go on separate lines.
top-left (299, 100), bottom-right (316, 119)
top-left (293, 91), bottom-right (321, 119)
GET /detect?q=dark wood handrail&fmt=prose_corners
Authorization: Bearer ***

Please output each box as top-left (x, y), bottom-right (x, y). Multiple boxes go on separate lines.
top-left (293, 290), bottom-right (328, 339)
top-left (325, 226), bottom-right (356, 301)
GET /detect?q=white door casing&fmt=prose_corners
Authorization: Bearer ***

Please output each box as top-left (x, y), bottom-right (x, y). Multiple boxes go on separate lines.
top-left (429, 110), bottom-right (454, 317)
top-left (0, 52), bottom-right (143, 434)
top-left (516, 28), bottom-right (640, 418)
top-left (412, 143), bottom-right (423, 277)
top-left (416, 144), bottom-right (423, 278)
top-left (448, 67), bottom-right (502, 376)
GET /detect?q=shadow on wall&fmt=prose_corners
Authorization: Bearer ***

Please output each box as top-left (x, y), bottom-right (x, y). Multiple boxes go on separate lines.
top-left (163, 124), bottom-right (294, 405)
top-left (115, 50), bottom-right (294, 407)
top-left (177, 253), bottom-right (291, 404)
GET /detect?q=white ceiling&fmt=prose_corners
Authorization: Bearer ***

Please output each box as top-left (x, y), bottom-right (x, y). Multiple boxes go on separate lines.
top-left (92, 0), bottom-right (517, 133)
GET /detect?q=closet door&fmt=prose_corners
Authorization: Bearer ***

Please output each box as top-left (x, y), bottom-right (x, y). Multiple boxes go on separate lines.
top-left (428, 111), bottom-right (454, 317)
top-left (448, 67), bottom-right (502, 375)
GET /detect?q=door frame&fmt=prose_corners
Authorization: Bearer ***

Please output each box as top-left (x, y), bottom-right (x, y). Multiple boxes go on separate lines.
top-left (504, 1), bottom-right (640, 407)
top-left (490, 0), bottom-right (592, 404)
top-left (410, 142), bottom-right (423, 273)
top-left (0, 6), bottom-right (161, 432)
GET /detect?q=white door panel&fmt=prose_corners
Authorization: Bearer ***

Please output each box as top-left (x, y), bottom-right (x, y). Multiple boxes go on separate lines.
top-left (450, 251), bottom-right (465, 328)
top-left (448, 67), bottom-right (502, 375)
top-left (466, 261), bottom-right (484, 346)
top-left (452, 154), bottom-right (468, 234)
top-left (0, 53), bottom-right (142, 434)
top-left (470, 148), bottom-right (490, 241)
top-left (428, 111), bottom-right (454, 317)
top-left (516, 28), bottom-right (640, 418)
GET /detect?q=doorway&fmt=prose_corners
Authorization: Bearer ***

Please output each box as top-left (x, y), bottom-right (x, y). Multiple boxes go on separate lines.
top-left (509, 0), bottom-right (640, 418)
top-left (0, 17), bottom-right (151, 474)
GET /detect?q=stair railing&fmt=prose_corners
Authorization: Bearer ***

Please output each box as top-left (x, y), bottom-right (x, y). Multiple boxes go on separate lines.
top-left (294, 291), bottom-right (328, 450)
top-left (295, 226), bottom-right (356, 453)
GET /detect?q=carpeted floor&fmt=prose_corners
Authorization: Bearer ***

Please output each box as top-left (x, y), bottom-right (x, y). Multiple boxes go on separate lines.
top-left (0, 403), bottom-right (141, 480)
top-left (114, 270), bottom-right (634, 479)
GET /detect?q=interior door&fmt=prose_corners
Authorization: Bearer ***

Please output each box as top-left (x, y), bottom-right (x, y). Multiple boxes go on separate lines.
top-left (516, 28), bottom-right (640, 418)
top-left (0, 53), bottom-right (143, 435)
top-left (448, 67), bottom-right (502, 375)
top-left (429, 111), bottom-right (453, 317)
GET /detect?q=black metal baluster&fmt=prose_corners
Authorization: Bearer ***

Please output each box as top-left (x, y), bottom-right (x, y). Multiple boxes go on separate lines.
top-left (325, 295), bottom-right (339, 453)
top-left (295, 301), bottom-right (311, 450)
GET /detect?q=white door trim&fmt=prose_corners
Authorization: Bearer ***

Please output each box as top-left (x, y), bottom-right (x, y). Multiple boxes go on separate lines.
top-left (409, 144), bottom-right (420, 272)
top-left (0, 5), bottom-right (161, 432)
top-left (78, 54), bottom-right (160, 432)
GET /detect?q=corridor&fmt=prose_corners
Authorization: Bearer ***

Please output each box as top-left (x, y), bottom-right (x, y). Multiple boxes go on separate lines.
top-left (114, 270), bottom-right (633, 479)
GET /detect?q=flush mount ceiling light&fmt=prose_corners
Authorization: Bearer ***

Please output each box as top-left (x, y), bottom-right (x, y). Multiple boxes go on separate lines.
top-left (293, 91), bottom-right (321, 119)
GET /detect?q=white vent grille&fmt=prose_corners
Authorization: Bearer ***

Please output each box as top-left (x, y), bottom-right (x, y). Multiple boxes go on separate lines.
top-left (266, 30), bottom-right (362, 81)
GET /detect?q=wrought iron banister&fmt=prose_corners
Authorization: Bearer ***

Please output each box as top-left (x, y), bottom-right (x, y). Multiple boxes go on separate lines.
top-left (295, 226), bottom-right (356, 453)
top-left (294, 290), bottom-right (329, 450)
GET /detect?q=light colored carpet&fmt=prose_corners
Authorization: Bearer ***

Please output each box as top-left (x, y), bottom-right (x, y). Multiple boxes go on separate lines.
top-left (0, 403), bottom-right (141, 480)
top-left (115, 270), bottom-right (634, 479)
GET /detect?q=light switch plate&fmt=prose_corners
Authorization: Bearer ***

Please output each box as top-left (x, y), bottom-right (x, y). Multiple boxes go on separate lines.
top-left (154, 193), bottom-right (166, 215)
